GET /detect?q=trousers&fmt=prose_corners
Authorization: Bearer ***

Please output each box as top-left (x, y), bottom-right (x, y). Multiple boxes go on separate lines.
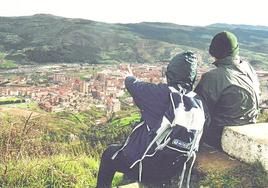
top-left (202, 125), bottom-right (224, 150)
top-left (96, 145), bottom-right (185, 188)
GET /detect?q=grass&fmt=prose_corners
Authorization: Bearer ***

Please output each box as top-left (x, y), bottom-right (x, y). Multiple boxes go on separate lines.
top-left (0, 102), bottom-right (44, 116)
top-left (0, 109), bottom-right (132, 187)
top-left (0, 98), bottom-right (25, 106)
top-left (0, 53), bottom-right (5, 59)
top-left (199, 161), bottom-right (268, 188)
top-left (0, 154), bottom-right (123, 188)
top-left (110, 112), bottom-right (140, 126)
top-left (0, 97), bottom-right (22, 102)
top-left (257, 109), bottom-right (268, 123)
top-left (12, 101), bottom-right (41, 111)
top-left (55, 109), bottom-right (106, 126)
top-left (0, 155), bottom-right (96, 187)
top-left (0, 52), bottom-right (17, 69)
top-left (0, 105), bottom-right (267, 187)
top-left (0, 58), bottom-right (17, 69)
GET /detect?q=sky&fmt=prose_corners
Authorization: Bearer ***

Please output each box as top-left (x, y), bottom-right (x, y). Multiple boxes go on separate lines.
top-left (1, 0), bottom-right (267, 26)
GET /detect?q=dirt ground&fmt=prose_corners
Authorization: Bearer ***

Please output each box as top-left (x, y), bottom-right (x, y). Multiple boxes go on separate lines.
top-left (195, 144), bottom-right (242, 173)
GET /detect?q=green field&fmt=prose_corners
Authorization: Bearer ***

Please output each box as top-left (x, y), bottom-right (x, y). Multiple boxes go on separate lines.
top-left (0, 53), bottom-right (17, 69)
top-left (0, 97), bottom-right (25, 105)
top-left (0, 60), bottom-right (17, 69)
top-left (0, 97), bottom-right (21, 102)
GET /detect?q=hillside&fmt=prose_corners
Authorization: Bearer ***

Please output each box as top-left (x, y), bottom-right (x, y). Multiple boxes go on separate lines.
top-left (0, 14), bottom-right (268, 69)
top-left (209, 23), bottom-right (268, 32)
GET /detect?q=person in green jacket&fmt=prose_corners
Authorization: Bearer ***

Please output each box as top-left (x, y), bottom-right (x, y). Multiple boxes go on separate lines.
top-left (195, 31), bottom-right (260, 150)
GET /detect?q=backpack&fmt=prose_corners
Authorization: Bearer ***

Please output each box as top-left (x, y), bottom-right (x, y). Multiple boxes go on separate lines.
top-left (112, 86), bottom-right (206, 188)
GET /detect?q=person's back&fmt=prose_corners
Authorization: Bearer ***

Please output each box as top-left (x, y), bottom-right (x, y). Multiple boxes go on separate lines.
top-left (196, 55), bottom-right (259, 126)
top-left (195, 31), bottom-right (260, 149)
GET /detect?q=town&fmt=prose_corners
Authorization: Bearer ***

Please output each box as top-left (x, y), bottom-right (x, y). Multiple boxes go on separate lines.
top-left (1, 63), bottom-right (268, 115)
top-left (0, 63), bottom-right (168, 114)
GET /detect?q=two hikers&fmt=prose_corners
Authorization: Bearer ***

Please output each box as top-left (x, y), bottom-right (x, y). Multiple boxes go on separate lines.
top-left (195, 31), bottom-right (260, 149)
top-left (96, 31), bottom-right (260, 187)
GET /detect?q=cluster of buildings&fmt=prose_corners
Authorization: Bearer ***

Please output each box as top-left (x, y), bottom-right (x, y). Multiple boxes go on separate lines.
top-left (0, 63), bottom-right (167, 113)
top-left (1, 63), bottom-right (268, 113)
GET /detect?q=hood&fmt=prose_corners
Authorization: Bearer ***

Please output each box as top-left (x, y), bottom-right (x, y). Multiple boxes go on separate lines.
top-left (166, 51), bottom-right (198, 90)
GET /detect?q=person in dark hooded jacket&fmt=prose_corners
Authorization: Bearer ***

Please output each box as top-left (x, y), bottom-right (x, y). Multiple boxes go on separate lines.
top-left (96, 51), bottom-right (201, 188)
top-left (195, 31), bottom-right (260, 150)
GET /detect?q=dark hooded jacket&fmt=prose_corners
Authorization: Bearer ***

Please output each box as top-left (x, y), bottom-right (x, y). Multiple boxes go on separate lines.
top-left (125, 51), bottom-right (198, 129)
top-left (195, 55), bottom-right (260, 127)
top-left (119, 52), bottom-right (203, 168)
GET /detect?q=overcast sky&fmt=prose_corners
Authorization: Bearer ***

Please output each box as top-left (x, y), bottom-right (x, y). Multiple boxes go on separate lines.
top-left (1, 0), bottom-right (267, 26)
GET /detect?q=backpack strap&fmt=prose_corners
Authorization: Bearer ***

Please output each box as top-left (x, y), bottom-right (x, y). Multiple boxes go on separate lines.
top-left (168, 86), bottom-right (206, 188)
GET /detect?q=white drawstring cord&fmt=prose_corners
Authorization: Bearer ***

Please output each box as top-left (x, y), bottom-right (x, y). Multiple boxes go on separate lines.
top-left (178, 159), bottom-right (187, 188)
top-left (139, 161), bottom-right (143, 182)
top-left (186, 152), bottom-right (196, 188)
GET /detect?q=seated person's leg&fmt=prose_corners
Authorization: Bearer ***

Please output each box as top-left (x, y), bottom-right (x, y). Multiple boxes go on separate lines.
top-left (97, 144), bottom-right (139, 188)
top-left (202, 125), bottom-right (224, 150)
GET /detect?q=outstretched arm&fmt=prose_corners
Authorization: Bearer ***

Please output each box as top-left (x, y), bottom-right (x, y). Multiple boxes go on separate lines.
top-left (124, 75), bottom-right (170, 127)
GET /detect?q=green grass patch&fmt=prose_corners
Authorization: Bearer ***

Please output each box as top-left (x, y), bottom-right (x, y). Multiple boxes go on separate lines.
top-left (0, 60), bottom-right (17, 69)
top-left (0, 97), bottom-right (25, 105)
top-left (0, 97), bottom-right (22, 102)
top-left (0, 155), bottom-right (106, 187)
top-left (111, 112), bottom-right (140, 126)
top-left (14, 101), bottom-right (41, 110)
top-left (55, 109), bottom-right (105, 126)
top-left (0, 52), bottom-right (5, 59)
top-left (0, 101), bottom-right (40, 110)
top-left (0, 53), bottom-right (17, 69)
top-left (257, 109), bottom-right (268, 123)
top-left (0, 155), bottom-right (123, 187)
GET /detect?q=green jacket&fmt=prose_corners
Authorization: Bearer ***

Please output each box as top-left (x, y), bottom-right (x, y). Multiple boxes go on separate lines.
top-left (195, 55), bottom-right (260, 127)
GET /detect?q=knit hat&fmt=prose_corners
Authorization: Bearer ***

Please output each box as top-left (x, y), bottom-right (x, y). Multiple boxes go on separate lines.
top-left (209, 31), bottom-right (239, 59)
top-left (166, 51), bottom-right (197, 89)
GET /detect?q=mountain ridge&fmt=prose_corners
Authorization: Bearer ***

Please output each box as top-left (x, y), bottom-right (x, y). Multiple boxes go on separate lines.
top-left (0, 14), bottom-right (268, 69)
top-left (209, 23), bottom-right (268, 31)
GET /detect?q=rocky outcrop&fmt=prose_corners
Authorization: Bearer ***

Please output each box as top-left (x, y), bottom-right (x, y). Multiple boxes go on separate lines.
top-left (221, 123), bottom-right (268, 171)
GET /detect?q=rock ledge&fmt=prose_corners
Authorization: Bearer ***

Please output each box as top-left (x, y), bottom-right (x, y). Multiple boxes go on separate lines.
top-left (221, 123), bottom-right (268, 171)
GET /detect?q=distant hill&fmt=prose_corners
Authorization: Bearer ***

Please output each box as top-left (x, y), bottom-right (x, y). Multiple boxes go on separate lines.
top-left (209, 23), bottom-right (268, 32)
top-left (0, 14), bottom-right (268, 69)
